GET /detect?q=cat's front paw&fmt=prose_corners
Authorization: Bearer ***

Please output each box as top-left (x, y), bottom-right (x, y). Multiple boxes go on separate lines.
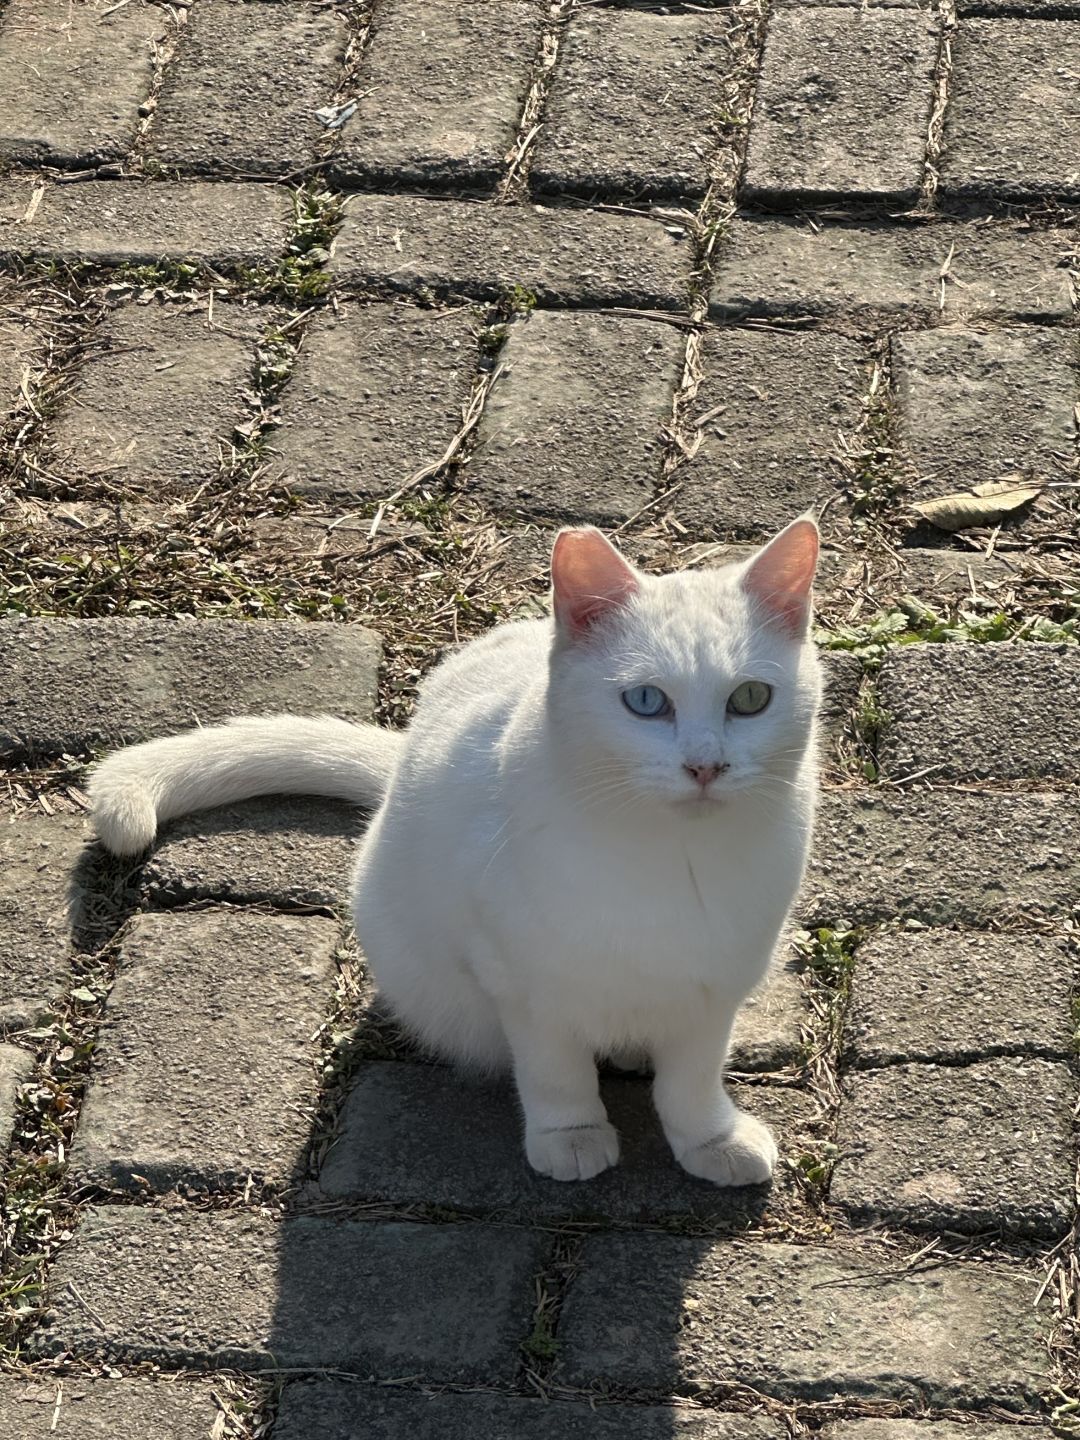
top-left (678, 1110), bottom-right (778, 1187)
top-left (526, 1122), bottom-right (619, 1182)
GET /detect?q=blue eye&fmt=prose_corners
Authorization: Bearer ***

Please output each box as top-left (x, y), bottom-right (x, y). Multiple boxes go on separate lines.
top-left (622, 685), bottom-right (672, 718)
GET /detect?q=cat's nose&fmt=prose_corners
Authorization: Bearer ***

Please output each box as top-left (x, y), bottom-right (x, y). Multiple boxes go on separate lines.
top-left (683, 762), bottom-right (727, 787)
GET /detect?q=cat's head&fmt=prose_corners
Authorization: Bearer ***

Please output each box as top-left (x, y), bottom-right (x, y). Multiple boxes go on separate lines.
top-left (546, 519), bottom-right (822, 810)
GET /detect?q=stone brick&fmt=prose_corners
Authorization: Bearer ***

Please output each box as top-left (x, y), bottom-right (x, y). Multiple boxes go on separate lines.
top-left (0, 180), bottom-right (292, 268)
top-left (824, 1423), bottom-right (1056, 1440)
top-left (44, 301), bottom-right (262, 496)
top-left (71, 909), bottom-right (340, 1191)
top-left (819, 651), bottom-right (864, 759)
top-left (0, 815), bottom-right (89, 1032)
top-left (275, 1383), bottom-right (787, 1440)
top-left (804, 790), bottom-right (1080, 926)
top-left (0, 617), bottom-right (380, 759)
top-left (877, 642), bottom-right (1080, 782)
top-left (144, 797), bottom-right (364, 911)
top-left (332, 0), bottom-right (544, 192)
top-left (147, 0), bottom-right (346, 177)
top-left (891, 328), bottom-right (1078, 502)
top-left (37, 1208), bottom-right (544, 1381)
top-left (675, 330), bottom-right (868, 538)
top-left (270, 304), bottom-right (476, 501)
top-left (0, 1043), bottom-right (31, 1152)
top-left (0, 1378), bottom-right (224, 1439)
top-left (0, 0), bottom-right (165, 168)
top-left (730, 949), bottom-right (810, 1072)
top-left (867, 548), bottom-right (1044, 610)
top-left (531, 9), bottom-right (731, 200)
top-left (942, 20), bottom-right (1080, 200)
top-left (329, 192), bottom-right (693, 311)
top-left (470, 311), bottom-right (683, 524)
top-left (318, 1061), bottom-right (818, 1226)
top-left (710, 218), bottom-right (1076, 323)
top-left (845, 929), bottom-right (1075, 1068)
top-left (832, 1057), bottom-right (1075, 1239)
top-left (557, 1235), bottom-right (1046, 1406)
top-left (742, 9), bottom-right (939, 204)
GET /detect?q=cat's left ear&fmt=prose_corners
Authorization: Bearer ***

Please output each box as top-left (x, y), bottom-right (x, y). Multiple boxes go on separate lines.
top-left (741, 516), bottom-right (819, 638)
top-left (551, 527), bottom-right (639, 641)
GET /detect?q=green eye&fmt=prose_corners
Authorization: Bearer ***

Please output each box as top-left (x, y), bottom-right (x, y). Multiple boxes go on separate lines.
top-left (728, 681), bottom-right (772, 716)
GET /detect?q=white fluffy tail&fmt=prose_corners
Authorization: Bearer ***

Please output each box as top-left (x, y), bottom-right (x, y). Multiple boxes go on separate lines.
top-left (89, 714), bottom-right (403, 856)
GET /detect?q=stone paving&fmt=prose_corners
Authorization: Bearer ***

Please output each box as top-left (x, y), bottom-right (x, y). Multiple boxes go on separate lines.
top-left (0, 1), bottom-right (1077, 1437)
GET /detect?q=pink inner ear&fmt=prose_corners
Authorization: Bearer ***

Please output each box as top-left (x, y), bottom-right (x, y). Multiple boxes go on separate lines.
top-left (742, 517), bottom-right (820, 636)
top-left (551, 527), bottom-right (639, 638)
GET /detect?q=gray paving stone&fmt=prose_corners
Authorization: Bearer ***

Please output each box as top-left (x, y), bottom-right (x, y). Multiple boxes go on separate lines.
top-left (0, 0), bottom-right (165, 167)
top-left (557, 1235), bottom-right (1046, 1406)
top-left (147, 0), bottom-right (346, 177)
top-left (333, 0), bottom-right (544, 192)
top-left (824, 1423), bottom-right (1056, 1440)
top-left (329, 192), bottom-right (693, 311)
top-left (319, 1061), bottom-right (818, 1225)
top-left (0, 180), bottom-right (292, 268)
top-left (270, 304), bottom-right (476, 501)
top-left (877, 642), bottom-right (1080, 781)
top-left (144, 797), bottom-right (364, 911)
top-left (845, 929), bottom-right (1076, 1068)
top-left (819, 651), bottom-right (864, 755)
top-left (0, 815), bottom-right (89, 1033)
top-left (0, 1378), bottom-right (224, 1439)
top-left (471, 311), bottom-right (683, 524)
top-left (832, 1056), bottom-right (1075, 1239)
top-left (0, 1043), bottom-right (31, 1152)
top-left (942, 20), bottom-right (1080, 200)
top-left (36, 1208), bottom-right (543, 1380)
top-left (72, 909), bottom-right (340, 1191)
top-left (0, 617), bottom-right (380, 759)
top-left (710, 218), bottom-right (1077, 323)
top-left (868, 548), bottom-right (1043, 609)
top-left (675, 330), bottom-right (868, 538)
top-left (730, 949), bottom-right (810, 1072)
top-left (531, 8), bottom-right (731, 199)
top-left (804, 789), bottom-right (1080, 926)
top-left (44, 301), bottom-right (262, 496)
top-left (891, 328), bottom-right (1079, 503)
top-left (742, 9), bottom-right (939, 204)
top-left (275, 1382), bottom-right (787, 1440)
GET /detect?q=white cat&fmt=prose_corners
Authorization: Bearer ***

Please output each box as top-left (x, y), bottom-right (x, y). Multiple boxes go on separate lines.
top-left (90, 518), bottom-right (822, 1187)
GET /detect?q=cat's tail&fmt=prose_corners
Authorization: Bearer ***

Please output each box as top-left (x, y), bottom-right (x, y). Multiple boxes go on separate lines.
top-left (89, 714), bottom-right (403, 857)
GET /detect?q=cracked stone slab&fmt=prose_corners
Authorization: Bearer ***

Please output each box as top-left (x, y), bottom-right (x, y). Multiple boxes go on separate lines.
top-left (556, 1235), bottom-right (1046, 1406)
top-left (832, 1056), bottom-right (1075, 1239)
top-left (803, 789), bottom-right (1080, 926)
top-left (0, 617), bottom-right (380, 759)
top-left (710, 218), bottom-right (1077, 323)
top-left (942, 20), bottom-right (1080, 200)
top-left (470, 311), bottom-right (683, 524)
top-left (845, 928), bottom-right (1076, 1068)
top-left (531, 8), bottom-right (732, 200)
top-left (877, 642), bottom-right (1080, 781)
top-left (0, 0), bottom-right (166, 168)
top-left (71, 909), bottom-right (340, 1191)
top-left (329, 192), bottom-right (693, 311)
top-left (144, 797), bottom-right (364, 911)
top-left (270, 304), bottom-right (476, 501)
top-left (0, 1378), bottom-right (225, 1439)
top-left (0, 180), bottom-right (293, 268)
top-left (44, 301), bottom-right (263, 496)
top-left (891, 328), bottom-right (1079, 503)
top-left (332, 0), bottom-right (544, 192)
top-left (36, 1208), bottom-right (544, 1381)
top-left (742, 9), bottom-right (939, 204)
top-left (0, 815), bottom-right (90, 1033)
top-left (318, 1061), bottom-right (818, 1227)
top-left (675, 330), bottom-right (868, 538)
top-left (147, 0), bottom-right (346, 177)
top-left (275, 1383), bottom-right (788, 1440)
top-left (0, 1043), bottom-right (31, 1152)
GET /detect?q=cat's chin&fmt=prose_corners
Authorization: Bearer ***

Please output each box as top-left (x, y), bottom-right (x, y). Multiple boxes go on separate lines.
top-left (671, 790), bottom-right (726, 813)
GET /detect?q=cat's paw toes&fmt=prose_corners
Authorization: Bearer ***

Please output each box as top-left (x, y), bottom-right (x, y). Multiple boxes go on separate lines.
top-left (527, 1122), bottom-right (620, 1182)
top-left (678, 1111), bottom-right (778, 1187)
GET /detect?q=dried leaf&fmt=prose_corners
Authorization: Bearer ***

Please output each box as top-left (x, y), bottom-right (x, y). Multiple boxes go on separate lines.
top-left (912, 478), bottom-right (1043, 532)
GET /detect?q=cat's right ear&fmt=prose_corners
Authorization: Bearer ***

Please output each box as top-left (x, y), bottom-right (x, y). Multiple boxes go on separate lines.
top-left (551, 527), bottom-right (639, 641)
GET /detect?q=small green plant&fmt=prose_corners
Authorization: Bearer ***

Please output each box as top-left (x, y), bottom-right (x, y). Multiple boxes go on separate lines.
top-left (817, 597), bottom-right (1078, 665)
top-left (851, 686), bottom-right (892, 782)
top-left (522, 1310), bottom-right (558, 1362)
top-left (796, 1142), bottom-right (840, 1190)
top-left (794, 927), bottom-right (860, 987)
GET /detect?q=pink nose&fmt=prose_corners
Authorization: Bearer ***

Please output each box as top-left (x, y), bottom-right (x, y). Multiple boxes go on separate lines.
top-left (684, 762), bottom-right (725, 787)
